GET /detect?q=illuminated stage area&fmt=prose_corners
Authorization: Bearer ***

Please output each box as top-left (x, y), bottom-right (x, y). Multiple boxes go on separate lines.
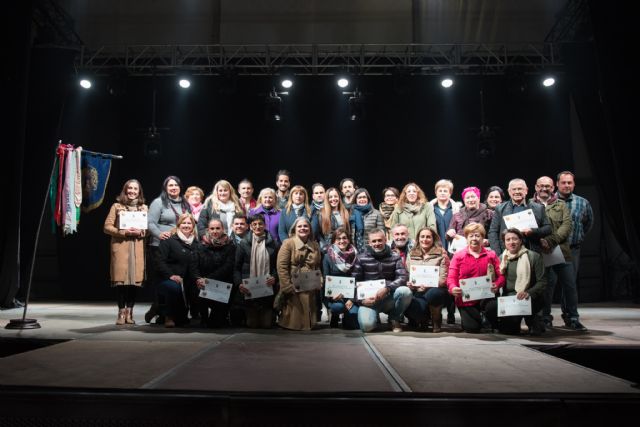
top-left (1, 302), bottom-right (639, 425)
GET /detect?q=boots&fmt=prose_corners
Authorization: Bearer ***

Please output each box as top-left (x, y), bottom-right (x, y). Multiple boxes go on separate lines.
top-left (430, 305), bottom-right (443, 333)
top-left (116, 308), bottom-right (126, 325)
top-left (125, 307), bottom-right (135, 324)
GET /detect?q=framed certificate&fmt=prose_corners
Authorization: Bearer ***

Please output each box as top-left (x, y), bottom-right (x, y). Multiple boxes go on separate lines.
top-left (199, 278), bottom-right (233, 303)
top-left (292, 270), bottom-right (322, 292)
top-left (409, 265), bottom-right (440, 288)
top-left (324, 276), bottom-right (355, 298)
top-left (119, 211), bottom-right (148, 230)
top-left (459, 275), bottom-right (494, 302)
top-left (498, 295), bottom-right (532, 317)
top-left (242, 275), bottom-right (274, 300)
top-left (356, 279), bottom-right (386, 300)
top-left (503, 209), bottom-right (538, 231)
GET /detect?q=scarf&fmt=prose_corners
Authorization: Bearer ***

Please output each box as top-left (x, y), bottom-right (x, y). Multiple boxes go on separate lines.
top-left (500, 247), bottom-right (530, 293)
top-left (402, 202), bottom-right (423, 215)
top-left (218, 200), bottom-right (237, 232)
top-left (292, 203), bottom-right (305, 217)
top-left (351, 203), bottom-right (370, 231)
top-left (460, 204), bottom-right (488, 227)
top-left (249, 233), bottom-right (270, 277)
top-left (370, 244), bottom-right (392, 260)
top-left (312, 201), bottom-right (324, 212)
top-left (379, 202), bottom-right (395, 220)
top-left (202, 232), bottom-right (230, 248)
top-left (190, 202), bottom-right (203, 220)
top-left (327, 243), bottom-right (357, 273)
top-left (176, 230), bottom-right (194, 245)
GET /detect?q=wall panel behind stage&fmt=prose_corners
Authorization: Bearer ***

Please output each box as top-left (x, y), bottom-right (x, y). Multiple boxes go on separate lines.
top-left (29, 69), bottom-right (572, 300)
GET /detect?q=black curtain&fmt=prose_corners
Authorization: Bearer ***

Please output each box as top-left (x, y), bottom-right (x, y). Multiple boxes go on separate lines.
top-left (565, 1), bottom-right (639, 278)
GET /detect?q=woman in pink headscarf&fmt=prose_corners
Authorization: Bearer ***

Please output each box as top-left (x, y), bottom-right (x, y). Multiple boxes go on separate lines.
top-left (446, 187), bottom-right (494, 252)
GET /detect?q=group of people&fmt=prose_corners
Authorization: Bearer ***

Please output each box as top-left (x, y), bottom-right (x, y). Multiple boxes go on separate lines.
top-left (103, 169), bottom-right (593, 335)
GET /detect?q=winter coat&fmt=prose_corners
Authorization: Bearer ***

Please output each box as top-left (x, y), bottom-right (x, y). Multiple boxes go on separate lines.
top-left (278, 206), bottom-right (309, 242)
top-left (406, 246), bottom-right (450, 291)
top-left (103, 202), bottom-right (148, 285)
top-left (351, 246), bottom-right (408, 292)
top-left (446, 247), bottom-right (505, 308)
top-left (147, 197), bottom-right (190, 246)
top-left (390, 203), bottom-right (436, 241)
top-left (156, 234), bottom-right (199, 282)
top-left (234, 232), bottom-right (279, 307)
top-left (488, 200), bottom-right (551, 254)
top-left (249, 206), bottom-right (282, 245)
top-left (501, 250), bottom-right (547, 300)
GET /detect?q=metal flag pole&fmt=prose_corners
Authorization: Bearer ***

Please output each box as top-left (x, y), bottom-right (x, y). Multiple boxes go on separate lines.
top-left (5, 142), bottom-right (123, 329)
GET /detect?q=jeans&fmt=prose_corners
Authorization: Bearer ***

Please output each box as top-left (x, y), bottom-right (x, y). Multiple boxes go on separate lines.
top-left (571, 246), bottom-right (581, 283)
top-left (326, 299), bottom-right (360, 329)
top-left (357, 286), bottom-right (412, 332)
top-left (404, 287), bottom-right (448, 323)
top-left (543, 262), bottom-right (580, 321)
top-left (157, 279), bottom-right (188, 321)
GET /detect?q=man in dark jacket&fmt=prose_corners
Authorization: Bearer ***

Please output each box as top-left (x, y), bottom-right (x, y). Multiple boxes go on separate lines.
top-left (352, 229), bottom-right (411, 332)
top-left (488, 178), bottom-right (552, 254)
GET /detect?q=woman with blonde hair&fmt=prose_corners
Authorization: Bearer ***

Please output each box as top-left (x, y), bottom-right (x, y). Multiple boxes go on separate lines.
top-left (277, 185), bottom-right (311, 242)
top-left (104, 179), bottom-right (148, 325)
top-left (197, 179), bottom-right (243, 237)
top-left (390, 182), bottom-right (436, 239)
top-left (312, 187), bottom-right (351, 253)
top-left (185, 186), bottom-right (205, 222)
top-left (250, 187), bottom-right (282, 244)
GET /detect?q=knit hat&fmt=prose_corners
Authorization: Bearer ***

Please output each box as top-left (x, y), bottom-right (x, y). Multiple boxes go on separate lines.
top-left (461, 186), bottom-right (481, 200)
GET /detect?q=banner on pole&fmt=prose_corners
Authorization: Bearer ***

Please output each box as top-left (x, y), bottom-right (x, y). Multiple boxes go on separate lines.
top-left (81, 153), bottom-right (111, 213)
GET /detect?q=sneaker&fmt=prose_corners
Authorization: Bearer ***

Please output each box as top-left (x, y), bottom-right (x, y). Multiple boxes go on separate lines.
top-left (391, 320), bottom-right (402, 333)
top-left (569, 319), bottom-right (588, 331)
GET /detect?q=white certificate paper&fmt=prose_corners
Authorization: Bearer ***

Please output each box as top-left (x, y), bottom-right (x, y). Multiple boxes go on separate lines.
top-left (503, 209), bottom-right (538, 231)
top-left (356, 279), bottom-right (386, 300)
top-left (409, 265), bottom-right (440, 288)
top-left (448, 235), bottom-right (467, 254)
top-left (119, 211), bottom-right (148, 229)
top-left (199, 278), bottom-right (233, 303)
top-left (543, 245), bottom-right (565, 267)
top-left (242, 275), bottom-right (274, 300)
top-left (498, 295), bottom-right (532, 317)
top-left (292, 270), bottom-right (322, 292)
top-left (324, 276), bottom-right (356, 298)
top-left (459, 275), bottom-right (494, 302)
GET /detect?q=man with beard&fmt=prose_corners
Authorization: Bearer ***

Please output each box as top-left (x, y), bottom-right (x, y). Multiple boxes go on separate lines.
top-left (352, 229), bottom-right (412, 332)
top-left (389, 224), bottom-right (414, 266)
top-left (275, 170), bottom-right (291, 210)
top-left (340, 178), bottom-right (357, 210)
top-left (533, 176), bottom-right (586, 331)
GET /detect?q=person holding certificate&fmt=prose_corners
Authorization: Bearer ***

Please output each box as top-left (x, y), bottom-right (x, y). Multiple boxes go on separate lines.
top-left (322, 228), bottom-right (359, 329)
top-left (447, 223), bottom-right (505, 333)
top-left (234, 214), bottom-right (279, 329)
top-left (352, 229), bottom-right (411, 333)
top-left (103, 179), bottom-right (148, 325)
top-left (484, 228), bottom-right (547, 335)
top-left (404, 227), bottom-right (450, 332)
top-left (276, 216), bottom-right (322, 330)
top-left (156, 213), bottom-right (199, 328)
top-left (192, 218), bottom-right (236, 327)
top-left (390, 182), bottom-right (436, 241)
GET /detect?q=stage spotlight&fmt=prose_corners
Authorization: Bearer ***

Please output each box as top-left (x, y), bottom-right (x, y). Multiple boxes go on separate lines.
top-left (542, 76), bottom-right (556, 87)
top-left (281, 78), bottom-right (293, 89)
top-left (441, 77), bottom-right (454, 88)
top-left (337, 77), bottom-right (349, 88)
top-left (178, 78), bottom-right (191, 89)
top-left (79, 78), bottom-right (92, 89)
top-left (265, 88), bottom-right (282, 121)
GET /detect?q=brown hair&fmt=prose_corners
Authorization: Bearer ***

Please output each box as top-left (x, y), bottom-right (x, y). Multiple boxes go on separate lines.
top-left (116, 179), bottom-right (145, 204)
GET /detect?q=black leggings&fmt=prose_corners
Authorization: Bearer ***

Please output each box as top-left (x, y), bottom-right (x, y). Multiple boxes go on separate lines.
top-left (116, 286), bottom-right (138, 309)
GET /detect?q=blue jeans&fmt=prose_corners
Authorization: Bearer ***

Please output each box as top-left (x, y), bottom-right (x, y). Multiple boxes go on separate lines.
top-left (543, 262), bottom-right (580, 321)
top-left (357, 286), bottom-right (412, 332)
top-left (157, 279), bottom-right (188, 321)
top-left (326, 299), bottom-right (360, 329)
top-left (404, 287), bottom-right (448, 322)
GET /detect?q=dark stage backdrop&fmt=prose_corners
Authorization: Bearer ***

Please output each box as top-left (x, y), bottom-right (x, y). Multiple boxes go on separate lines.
top-left (24, 48), bottom-right (572, 301)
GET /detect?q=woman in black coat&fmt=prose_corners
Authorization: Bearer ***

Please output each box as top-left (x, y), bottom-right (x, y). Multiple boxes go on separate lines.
top-left (192, 218), bottom-right (236, 327)
top-left (234, 214), bottom-right (279, 328)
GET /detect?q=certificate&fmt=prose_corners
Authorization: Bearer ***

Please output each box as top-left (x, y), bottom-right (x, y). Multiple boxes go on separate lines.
top-left (242, 275), bottom-right (274, 300)
top-left (199, 278), bottom-right (233, 303)
top-left (324, 276), bottom-right (355, 299)
top-left (459, 275), bottom-right (494, 302)
top-left (503, 209), bottom-right (538, 231)
top-left (409, 265), bottom-right (440, 288)
top-left (448, 235), bottom-right (467, 253)
top-left (356, 279), bottom-right (386, 300)
top-left (498, 295), bottom-right (532, 317)
top-left (119, 211), bottom-right (148, 229)
top-left (543, 245), bottom-right (565, 267)
top-left (292, 270), bottom-right (322, 292)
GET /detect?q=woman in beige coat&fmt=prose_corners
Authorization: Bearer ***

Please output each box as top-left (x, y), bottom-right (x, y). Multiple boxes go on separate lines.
top-left (104, 179), bottom-right (148, 325)
top-left (276, 216), bottom-right (322, 330)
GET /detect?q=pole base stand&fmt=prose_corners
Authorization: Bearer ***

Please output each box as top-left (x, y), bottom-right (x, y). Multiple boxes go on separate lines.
top-left (5, 318), bottom-right (41, 329)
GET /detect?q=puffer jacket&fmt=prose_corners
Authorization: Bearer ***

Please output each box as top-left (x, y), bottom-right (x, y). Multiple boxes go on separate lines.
top-left (352, 246), bottom-right (408, 291)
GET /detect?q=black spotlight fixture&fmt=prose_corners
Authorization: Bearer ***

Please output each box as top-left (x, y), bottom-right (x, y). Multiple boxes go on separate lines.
top-left (265, 87), bottom-right (282, 121)
top-left (144, 128), bottom-right (162, 157)
top-left (348, 89), bottom-right (365, 121)
top-left (476, 125), bottom-right (496, 159)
